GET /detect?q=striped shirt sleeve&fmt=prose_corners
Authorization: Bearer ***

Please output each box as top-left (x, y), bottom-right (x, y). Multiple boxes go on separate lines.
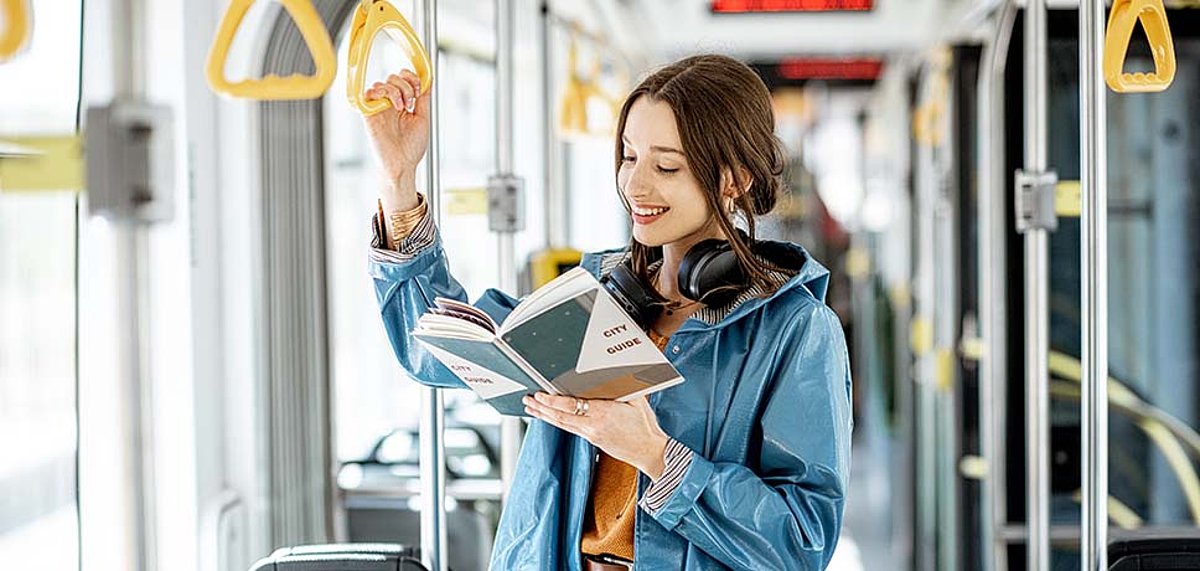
top-left (638, 437), bottom-right (694, 514)
top-left (369, 200), bottom-right (438, 263)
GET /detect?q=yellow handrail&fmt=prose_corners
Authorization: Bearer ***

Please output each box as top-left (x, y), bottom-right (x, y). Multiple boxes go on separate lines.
top-left (0, 0), bottom-right (31, 63)
top-left (206, 0), bottom-right (337, 100)
top-left (1049, 351), bottom-right (1200, 525)
top-left (558, 34), bottom-right (623, 137)
top-left (345, 0), bottom-right (433, 116)
top-left (1103, 0), bottom-right (1176, 93)
top-left (1051, 381), bottom-right (1200, 525)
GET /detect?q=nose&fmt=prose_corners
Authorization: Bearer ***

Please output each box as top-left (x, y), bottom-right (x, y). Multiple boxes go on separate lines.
top-left (621, 163), bottom-right (652, 201)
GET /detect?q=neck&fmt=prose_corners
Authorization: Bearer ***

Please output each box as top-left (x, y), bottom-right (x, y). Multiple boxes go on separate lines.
top-left (655, 220), bottom-right (727, 303)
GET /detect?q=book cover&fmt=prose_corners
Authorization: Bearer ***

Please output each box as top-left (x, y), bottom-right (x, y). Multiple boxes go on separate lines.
top-left (414, 336), bottom-right (546, 417)
top-left (411, 267), bottom-right (684, 417)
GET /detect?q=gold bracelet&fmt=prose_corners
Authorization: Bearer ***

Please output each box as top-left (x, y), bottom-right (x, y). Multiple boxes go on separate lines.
top-left (388, 194), bottom-right (428, 247)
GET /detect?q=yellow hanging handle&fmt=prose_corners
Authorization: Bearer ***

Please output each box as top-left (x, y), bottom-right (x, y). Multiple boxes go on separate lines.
top-left (206, 0), bottom-right (337, 100)
top-left (558, 34), bottom-right (623, 137)
top-left (0, 0), bottom-right (31, 63)
top-left (1104, 0), bottom-right (1176, 93)
top-left (346, 0), bottom-right (433, 116)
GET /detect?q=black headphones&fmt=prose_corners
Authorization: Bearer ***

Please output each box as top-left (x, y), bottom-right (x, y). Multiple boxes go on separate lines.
top-left (600, 231), bottom-right (805, 330)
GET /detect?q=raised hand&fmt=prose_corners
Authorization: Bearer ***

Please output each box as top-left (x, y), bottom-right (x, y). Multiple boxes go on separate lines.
top-left (363, 69), bottom-right (429, 212)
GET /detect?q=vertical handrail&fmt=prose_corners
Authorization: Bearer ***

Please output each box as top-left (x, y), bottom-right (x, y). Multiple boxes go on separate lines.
top-left (418, 1), bottom-right (447, 570)
top-left (978, 5), bottom-right (1016, 570)
top-left (1080, 0), bottom-right (1110, 564)
top-left (1022, 0), bottom-right (1053, 567)
top-left (542, 2), bottom-right (567, 247)
top-left (110, 0), bottom-right (157, 568)
top-left (495, 0), bottom-right (523, 506)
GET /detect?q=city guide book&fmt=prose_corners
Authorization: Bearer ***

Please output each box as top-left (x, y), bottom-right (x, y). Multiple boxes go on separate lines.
top-left (411, 266), bottom-right (685, 417)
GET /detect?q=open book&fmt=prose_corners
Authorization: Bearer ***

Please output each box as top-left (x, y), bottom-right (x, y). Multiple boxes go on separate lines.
top-left (411, 266), bottom-right (685, 416)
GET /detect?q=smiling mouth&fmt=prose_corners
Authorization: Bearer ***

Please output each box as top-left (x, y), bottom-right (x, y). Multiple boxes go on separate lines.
top-left (632, 206), bottom-right (670, 216)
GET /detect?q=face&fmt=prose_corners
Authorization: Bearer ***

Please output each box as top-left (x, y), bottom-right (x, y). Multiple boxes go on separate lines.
top-left (618, 97), bottom-right (725, 249)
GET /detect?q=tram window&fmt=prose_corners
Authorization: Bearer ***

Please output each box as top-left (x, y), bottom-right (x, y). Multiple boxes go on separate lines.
top-left (0, 1), bottom-right (83, 567)
top-left (324, 7), bottom-right (511, 561)
top-left (325, 24), bottom-right (506, 463)
top-left (0, 193), bottom-right (79, 567)
top-left (1042, 36), bottom-right (1200, 530)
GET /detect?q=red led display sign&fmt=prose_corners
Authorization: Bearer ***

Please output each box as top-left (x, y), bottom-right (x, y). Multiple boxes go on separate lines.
top-left (711, 0), bottom-right (874, 13)
top-left (777, 58), bottom-right (884, 80)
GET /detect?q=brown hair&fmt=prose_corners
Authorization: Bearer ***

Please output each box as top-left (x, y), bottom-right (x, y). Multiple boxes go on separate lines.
top-left (614, 54), bottom-right (788, 307)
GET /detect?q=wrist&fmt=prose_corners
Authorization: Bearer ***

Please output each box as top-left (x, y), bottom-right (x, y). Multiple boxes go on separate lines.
top-left (640, 433), bottom-right (670, 481)
top-left (381, 172), bottom-right (420, 214)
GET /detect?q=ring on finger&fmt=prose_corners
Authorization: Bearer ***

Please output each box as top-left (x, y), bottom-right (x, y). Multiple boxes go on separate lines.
top-left (573, 398), bottom-right (589, 417)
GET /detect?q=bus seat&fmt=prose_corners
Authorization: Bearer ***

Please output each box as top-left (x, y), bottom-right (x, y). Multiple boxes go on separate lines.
top-left (249, 543), bottom-right (428, 571)
top-left (1109, 537), bottom-right (1200, 570)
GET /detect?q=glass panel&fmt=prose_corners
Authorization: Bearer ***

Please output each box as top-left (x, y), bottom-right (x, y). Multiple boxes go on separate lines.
top-left (1046, 34), bottom-right (1200, 531)
top-left (0, 0), bottom-right (83, 567)
top-left (324, 7), bottom-right (504, 568)
top-left (0, 192), bottom-right (79, 567)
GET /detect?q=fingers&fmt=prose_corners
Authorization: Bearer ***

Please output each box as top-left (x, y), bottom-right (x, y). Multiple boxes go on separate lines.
top-left (523, 394), bottom-right (587, 434)
top-left (366, 81), bottom-right (405, 112)
top-left (385, 73), bottom-right (417, 113)
top-left (396, 68), bottom-right (423, 97)
top-left (363, 71), bottom-right (424, 113)
top-left (531, 392), bottom-right (581, 414)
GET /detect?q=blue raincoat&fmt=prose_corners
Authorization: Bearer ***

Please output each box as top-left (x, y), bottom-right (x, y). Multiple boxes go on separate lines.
top-left (371, 236), bottom-right (852, 570)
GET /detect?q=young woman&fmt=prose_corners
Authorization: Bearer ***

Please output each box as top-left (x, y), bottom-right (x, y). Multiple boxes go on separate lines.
top-left (365, 54), bottom-right (852, 570)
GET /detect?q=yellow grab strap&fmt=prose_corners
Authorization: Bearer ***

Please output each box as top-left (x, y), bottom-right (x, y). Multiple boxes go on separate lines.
top-left (0, 0), bottom-right (31, 63)
top-left (206, 0), bottom-right (337, 100)
top-left (346, 0), bottom-right (433, 116)
top-left (558, 36), bottom-right (622, 137)
top-left (1104, 0), bottom-right (1176, 93)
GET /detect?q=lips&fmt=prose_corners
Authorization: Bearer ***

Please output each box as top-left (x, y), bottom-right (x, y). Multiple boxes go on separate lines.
top-left (631, 205), bottom-right (669, 225)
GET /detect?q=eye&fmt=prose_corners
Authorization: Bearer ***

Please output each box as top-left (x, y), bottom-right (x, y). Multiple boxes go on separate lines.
top-left (621, 156), bottom-right (636, 163)
top-left (657, 166), bottom-right (679, 174)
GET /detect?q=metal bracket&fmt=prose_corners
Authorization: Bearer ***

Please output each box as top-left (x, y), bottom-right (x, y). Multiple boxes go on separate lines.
top-left (1015, 169), bottom-right (1058, 233)
top-left (85, 101), bottom-right (175, 223)
top-left (487, 173), bottom-right (525, 233)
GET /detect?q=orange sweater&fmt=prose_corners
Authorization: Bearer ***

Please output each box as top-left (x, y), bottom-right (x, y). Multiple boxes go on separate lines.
top-left (580, 452), bottom-right (638, 561)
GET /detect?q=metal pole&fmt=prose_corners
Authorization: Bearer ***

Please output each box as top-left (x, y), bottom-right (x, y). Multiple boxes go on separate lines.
top-left (541, 1), bottom-right (566, 247)
top-left (1022, 0), bottom-right (1053, 567)
top-left (1080, 0), bottom-right (1109, 564)
top-left (495, 0), bottom-right (523, 506)
top-left (111, 0), bottom-right (156, 568)
top-left (418, 2), bottom-right (448, 570)
top-left (914, 68), bottom-right (938, 570)
top-left (978, 6), bottom-right (1016, 569)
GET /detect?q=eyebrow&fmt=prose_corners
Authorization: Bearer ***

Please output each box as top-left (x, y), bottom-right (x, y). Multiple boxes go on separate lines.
top-left (621, 138), bottom-right (684, 156)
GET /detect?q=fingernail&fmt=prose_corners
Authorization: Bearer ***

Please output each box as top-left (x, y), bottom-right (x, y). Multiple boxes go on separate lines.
top-left (406, 99), bottom-right (415, 113)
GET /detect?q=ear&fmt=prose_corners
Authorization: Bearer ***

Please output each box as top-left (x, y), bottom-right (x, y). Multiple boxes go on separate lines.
top-left (720, 166), bottom-right (753, 200)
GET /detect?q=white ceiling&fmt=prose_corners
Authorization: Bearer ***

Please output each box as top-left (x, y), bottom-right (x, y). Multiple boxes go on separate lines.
top-left (623, 0), bottom-right (991, 60)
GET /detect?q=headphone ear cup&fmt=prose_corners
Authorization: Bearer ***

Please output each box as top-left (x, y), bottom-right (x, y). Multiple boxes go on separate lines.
top-left (600, 262), bottom-right (661, 330)
top-left (678, 239), bottom-right (746, 307)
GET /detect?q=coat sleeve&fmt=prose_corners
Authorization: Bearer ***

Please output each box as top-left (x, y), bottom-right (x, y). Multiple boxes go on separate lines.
top-left (369, 230), bottom-right (521, 389)
top-left (643, 304), bottom-right (853, 570)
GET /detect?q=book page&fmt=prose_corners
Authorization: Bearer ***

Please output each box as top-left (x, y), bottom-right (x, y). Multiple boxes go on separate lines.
top-left (433, 298), bottom-right (498, 332)
top-left (503, 267), bottom-right (598, 331)
top-left (413, 314), bottom-right (494, 341)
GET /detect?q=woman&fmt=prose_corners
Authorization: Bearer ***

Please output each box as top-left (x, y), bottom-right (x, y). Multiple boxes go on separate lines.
top-left (365, 54), bottom-right (852, 570)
